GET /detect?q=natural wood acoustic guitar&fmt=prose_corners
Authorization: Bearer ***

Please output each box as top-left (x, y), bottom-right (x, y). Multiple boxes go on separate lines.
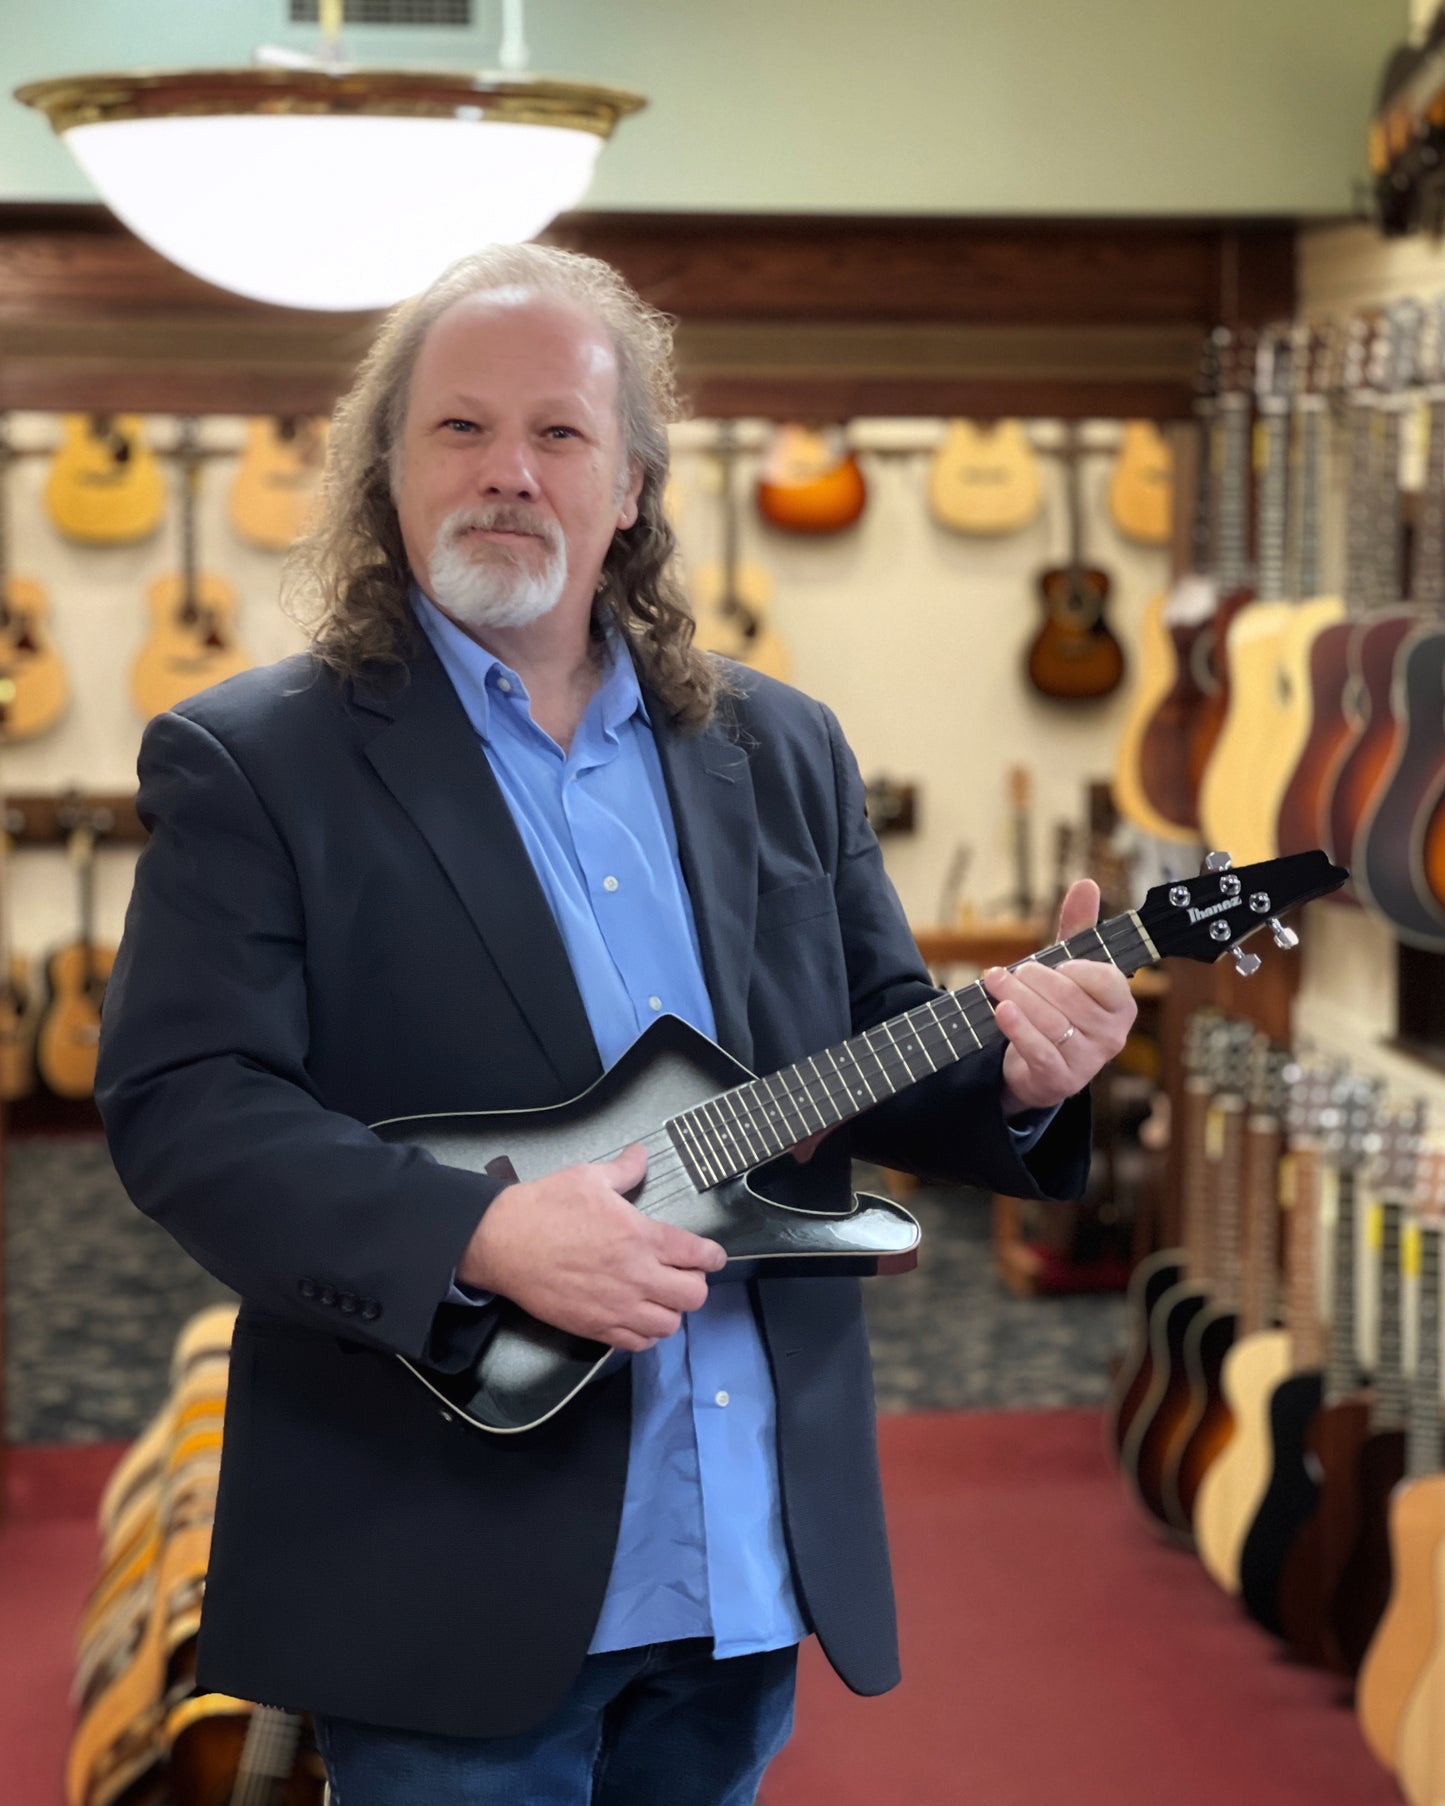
top-left (1357, 1146), bottom-right (1445, 1779)
top-left (227, 415), bottom-right (328, 552)
top-left (1106, 420), bottom-right (1173, 545)
top-left (0, 823), bottom-right (38, 1102)
top-left (690, 422), bottom-right (791, 681)
top-left (131, 418), bottom-right (254, 720)
top-left (1196, 1056), bottom-right (1331, 1595)
top-left (927, 420), bottom-right (1042, 536)
top-left (1025, 422), bottom-right (1125, 701)
top-left (35, 796), bottom-right (116, 1100)
top-left (45, 413), bottom-right (166, 546)
top-left (0, 417), bottom-right (68, 744)
top-left (754, 424), bottom-right (866, 534)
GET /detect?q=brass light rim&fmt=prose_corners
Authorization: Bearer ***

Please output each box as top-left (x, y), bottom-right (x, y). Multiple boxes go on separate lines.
top-left (15, 66), bottom-right (646, 139)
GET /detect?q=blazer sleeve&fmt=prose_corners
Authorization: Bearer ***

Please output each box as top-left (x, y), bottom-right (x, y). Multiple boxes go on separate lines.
top-left (95, 709), bottom-right (502, 1367)
top-left (818, 703), bottom-right (1092, 1202)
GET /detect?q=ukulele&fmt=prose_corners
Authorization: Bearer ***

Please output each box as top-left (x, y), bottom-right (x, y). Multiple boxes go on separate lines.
top-left (44, 412), bottom-right (166, 545)
top-left (1106, 420), bottom-right (1174, 545)
top-left (35, 794), bottom-right (117, 1100)
top-left (927, 420), bottom-right (1042, 535)
top-left (1197, 326), bottom-right (1295, 862)
top-left (1025, 423), bottom-right (1125, 701)
top-left (690, 422), bottom-right (791, 680)
top-left (1113, 341), bottom-right (1220, 839)
top-left (1358, 1144), bottom-right (1445, 1782)
top-left (227, 415), bottom-right (329, 552)
top-left (0, 417), bottom-right (69, 744)
top-left (1196, 1055), bottom-right (1330, 1595)
top-left (382, 851), bottom-right (1344, 1437)
top-left (131, 418), bottom-right (254, 721)
top-left (1329, 1102), bottom-right (1423, 1677)
top-left (754, 424), bottom-right (867, 534)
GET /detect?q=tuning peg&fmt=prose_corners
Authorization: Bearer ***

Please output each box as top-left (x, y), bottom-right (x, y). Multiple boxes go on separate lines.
top-left (1268, 918), bottom-right (1299, 951)
top-left (1230, 946), bottom-right (1262, 977)
top-left (1203, 851), bottom-right (1233, 873)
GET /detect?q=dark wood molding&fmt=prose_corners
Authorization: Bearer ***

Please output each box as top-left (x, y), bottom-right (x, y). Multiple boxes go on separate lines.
top-left (0, 203), bottom-right (1297, 418)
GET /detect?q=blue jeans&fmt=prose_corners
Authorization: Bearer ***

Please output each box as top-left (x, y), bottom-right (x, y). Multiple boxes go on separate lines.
top-left (315, 1637), bottom-right (798, 1806)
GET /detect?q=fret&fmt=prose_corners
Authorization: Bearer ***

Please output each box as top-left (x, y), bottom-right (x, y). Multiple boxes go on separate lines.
top-left (720, 1085), bottom-right (768, 1167)
top-left (1326, 1169), bottom-right (1362, 1404)
top-left (670, 1110), bottom-right (719, 1189)
top-left (1408, 1224), bottom-right (1443, 1477)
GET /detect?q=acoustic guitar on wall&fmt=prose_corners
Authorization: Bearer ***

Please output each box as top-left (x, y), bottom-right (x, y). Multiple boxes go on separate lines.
top-left (227, 415), bottom-right (329, 553)
top-left (690, 422), bottom-right (791, 681)
top-left (1107, 420), bottom-right (1174, 546)
top-left (1025, 422), bottom-right (1125, 701)
top-left (35, 795), bottom-right (117, 1101)
top-left (44, 413), bottom-right (166, 546)
top-left (928, 420), bottom-right (1043, 536)
top-left (754, 424), bottom-right (866, 534)
top-left (131, 418), bottom-right (254, 721)
top-left (0, 416), bottom-right (68, 745)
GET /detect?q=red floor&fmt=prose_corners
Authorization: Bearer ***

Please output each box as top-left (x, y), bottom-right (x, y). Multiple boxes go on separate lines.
top-left (1, 1415), bottom-right (1403, 1806)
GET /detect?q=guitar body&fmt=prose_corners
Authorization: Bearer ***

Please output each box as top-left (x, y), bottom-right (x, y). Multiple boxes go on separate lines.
top-left (1238, 1368), bottom-right (1324, 1635)
top-left (1184, 586), bottom-right (1254, 798)
top-left (928, 420), bottom-right (1042, 535)
top-left (1104, 1247), bottom-right (1183, 1465)
top-left (1111, 591), bottom-right (1199, 840)
top-left (0, 951), bottom-right (37, 1101)
top-left (1331, 1426), bottom-right (1409, 1677)
top-left (1357, 1472), bottom-right (1445, 1773)
top-left (1276, 1391), bottom-right (1375, 1671)
top-left (1118, 1280), bottom-right (1208, 1537)
top-left (228, 416), bottom-right (327, 551)
top-left (0, 575), bottom-right (68, 742)
top-left (375, 1013), bottom-right (920, 1435)
top-left (1195, 1328), bottom-right (1291, 1593)
top-left (1107, 421), bottom-right (1173, 545)
top-left (1396, 1535), bottom-right (1445, 1806)
top-left (1359, 624), bottom-right (1445, 942)
top-left (46, 414), bottom-right (165, 546)
top-left (1197, 601), bottom-right (1294, 862)
top-left (754, 427), bottom-right (867, 534)
top-left (1164, 1303), bottom-right (1237, 1530)
top-left (689, 562), bottom-right (790, 681)
top-left (1324, 610), bottom-right (1421, 875)
top-left (37, 940), bottom-right (115, 1099)
top-left (131, 574), bottom-right (252, 720)
top-left (1255, 595), bottom-right (1348, 857)
top-left (1134, 579), bottom-right (1218, 835)
top-left (1026, 567), bottom-right (1125, 701)
top-left (164, 1698), bottom-right (324, 1806)
top-left (1276, 617), bottom-right (1356, 860)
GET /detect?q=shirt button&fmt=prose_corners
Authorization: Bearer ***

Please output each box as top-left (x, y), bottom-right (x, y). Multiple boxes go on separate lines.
top-left (648, 995), bottom-right (662, 1011)
top-left (497, 677), bottom-right (512, 693)
top-left (715, 1390), bottom-right (730, 1407)
top-left (602, 876), bottom-right (620, 893)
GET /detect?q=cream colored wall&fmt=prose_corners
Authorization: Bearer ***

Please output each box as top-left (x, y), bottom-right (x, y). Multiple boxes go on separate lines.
top-left (1, 411), bottom-right (1166, 971)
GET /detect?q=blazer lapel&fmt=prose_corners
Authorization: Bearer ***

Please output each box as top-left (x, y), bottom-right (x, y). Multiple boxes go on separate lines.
top-left (353, 640), bottom-right (601, 1098)
top-left (651, 701), bottom-right (759, 1066)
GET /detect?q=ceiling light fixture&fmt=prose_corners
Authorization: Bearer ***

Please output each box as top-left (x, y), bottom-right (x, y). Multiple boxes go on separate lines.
top-left (16, 0), bottom-right (644, 313)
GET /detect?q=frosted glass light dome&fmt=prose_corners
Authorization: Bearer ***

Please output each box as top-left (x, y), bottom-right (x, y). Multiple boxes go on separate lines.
top-left (17, 67), bottom-right (645, 313)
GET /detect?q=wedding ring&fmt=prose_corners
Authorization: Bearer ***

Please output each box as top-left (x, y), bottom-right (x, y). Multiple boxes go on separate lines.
top-left (1053, 1023), bottom-right (1076, 1047)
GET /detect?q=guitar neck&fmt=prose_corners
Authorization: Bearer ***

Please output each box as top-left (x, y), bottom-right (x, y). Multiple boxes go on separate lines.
top-left (1325, 1167), bottom-right (1362, 1404)
top-left (1373, 1198), bottom-right (1409, 1428)
top-left (1239, 1112), bottom-right (1283, 1335)
top-left (1408, 1222), bottom-right (1443, 1478)
top-left (1208, 1096), bottom-right (1247, 1308)
top-left (1284, 1143), bottom-right (1327, 1371)
top-left (666, 911), bottom-right (1152, 1190)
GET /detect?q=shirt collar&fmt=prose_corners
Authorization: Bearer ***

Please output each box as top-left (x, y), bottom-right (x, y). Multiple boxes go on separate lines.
top-left (411, 584), bottom-right (650, 747)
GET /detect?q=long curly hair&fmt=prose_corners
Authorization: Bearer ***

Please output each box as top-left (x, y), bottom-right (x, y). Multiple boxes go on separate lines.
top-left (284, 243), bottom-right (729, 728)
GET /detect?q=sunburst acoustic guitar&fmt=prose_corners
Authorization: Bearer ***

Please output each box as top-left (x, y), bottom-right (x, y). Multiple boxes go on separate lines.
top-left (1196, 1056), bottom-right (1332, 1595)
top-left (131, 418), bottom-right (254, 721)
top-left (1025, 421), bottom-right (1125, 701)
top-left (0, 415), bottom-right (68, 744)
top-left (1357, 1145), bottom-right (1445, 1780)
top-left (44, 413), bottom-right (166, 546)
top-left (927, 420), bottom-right (1042, 535)
top-left (754, 424), bottom-right (867, 534)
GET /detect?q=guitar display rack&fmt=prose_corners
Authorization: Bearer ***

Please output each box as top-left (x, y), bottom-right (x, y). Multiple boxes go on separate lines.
top-left (3, 789), bottom-right (145, 848)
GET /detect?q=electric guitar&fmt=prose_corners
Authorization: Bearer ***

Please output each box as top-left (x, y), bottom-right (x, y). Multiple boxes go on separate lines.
top-left (44, 413), bottom-right (166, 546)
top-left (377, 851), bottom-right (1345, 1437)
top-left (754, 425), bottom-right (867, 534)
top-left (927, 420), bottom-right (1042, 535)
top-left (0, 416), bottom-right (68, 743)
top-left (131, 417), bottom-right (254, 721)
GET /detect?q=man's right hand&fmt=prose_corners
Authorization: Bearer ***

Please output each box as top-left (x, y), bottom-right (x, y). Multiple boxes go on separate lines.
top-left (455, 1142), bottom-right (727, 1352)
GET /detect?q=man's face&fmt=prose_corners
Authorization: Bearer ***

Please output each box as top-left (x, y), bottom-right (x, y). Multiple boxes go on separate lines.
top-left (394, 288), bottom-right (643, 634)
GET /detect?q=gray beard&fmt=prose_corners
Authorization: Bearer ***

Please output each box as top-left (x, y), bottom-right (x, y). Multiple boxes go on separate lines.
top-left (427, 514), bottom-right (570, 631)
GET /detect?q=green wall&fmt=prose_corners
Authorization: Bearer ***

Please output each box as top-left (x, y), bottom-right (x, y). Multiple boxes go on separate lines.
top-left (0, 0), bottom-right (1407, 216)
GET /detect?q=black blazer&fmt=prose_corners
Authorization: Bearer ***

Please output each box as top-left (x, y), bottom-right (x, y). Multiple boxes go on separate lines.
top-left (96, 636), bottom-right (1090, 1737)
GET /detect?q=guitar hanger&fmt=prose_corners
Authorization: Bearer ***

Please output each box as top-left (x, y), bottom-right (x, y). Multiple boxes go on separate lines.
top-left (2, 790), bottom-right (145, 848)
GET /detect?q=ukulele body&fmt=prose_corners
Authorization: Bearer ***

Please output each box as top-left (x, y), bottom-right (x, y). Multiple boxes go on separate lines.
top-left (1195, 1328), bottom-right (1291, 1594)
top-left (1330, 1425), bottom-right (1409, 1678)
top-left (1356, 1472), bottom-right (1445, 1772)
top-left (690, 562), bottom-right (790, 681)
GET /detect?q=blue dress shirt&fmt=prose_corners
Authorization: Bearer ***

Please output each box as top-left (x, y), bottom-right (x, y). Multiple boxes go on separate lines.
top-left (415, 590), bottom-right (809, 1658)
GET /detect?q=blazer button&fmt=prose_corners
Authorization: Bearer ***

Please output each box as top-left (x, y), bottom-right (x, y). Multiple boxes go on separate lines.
top-left (338, 1293), bottom-right (358, 1314)
top-left (298, 1277), bottom-right (318, 1301)
top-left (318, 1284), bottom-right (337, 1307)
top-left (359, 1300), bottom-right (381, 1322)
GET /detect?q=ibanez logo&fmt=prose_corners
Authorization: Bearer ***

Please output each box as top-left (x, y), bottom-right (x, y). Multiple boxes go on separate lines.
top-left (1186, 899), bottom-right (1236, 924)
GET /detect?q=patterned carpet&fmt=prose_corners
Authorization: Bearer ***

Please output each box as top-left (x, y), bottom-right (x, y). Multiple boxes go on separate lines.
top-left (3, 1135), bottom-right (1126, 1443)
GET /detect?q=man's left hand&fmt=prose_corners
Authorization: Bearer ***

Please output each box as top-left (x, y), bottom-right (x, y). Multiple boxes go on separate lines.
top-left (984, 878), bottom-right (1137, 1116)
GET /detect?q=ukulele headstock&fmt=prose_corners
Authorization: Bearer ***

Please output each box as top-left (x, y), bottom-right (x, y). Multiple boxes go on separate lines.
top-left (1321, 1071), bottom-right (1385, 1173)
top-left (1136, 849), bottom-right (1346, 971)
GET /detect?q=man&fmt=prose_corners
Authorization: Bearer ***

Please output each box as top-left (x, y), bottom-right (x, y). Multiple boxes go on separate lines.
top-left (96, 243), bottom-right (1135, 1806)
